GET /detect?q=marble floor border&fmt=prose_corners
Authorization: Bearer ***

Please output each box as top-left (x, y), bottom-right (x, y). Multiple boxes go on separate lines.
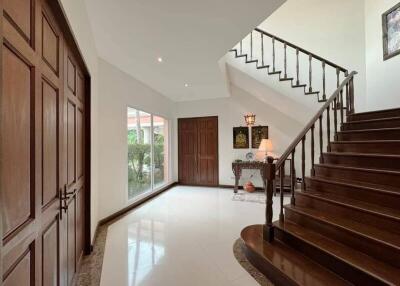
top-left (233, 239), bottom-right (274, 286)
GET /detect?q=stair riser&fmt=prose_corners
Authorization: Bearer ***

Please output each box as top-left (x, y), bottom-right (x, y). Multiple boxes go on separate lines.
top-left (296, 193), bottom-right (400, 235)
top-left (330, 142), bottom-right (400, 155)
top-left (337, 130), bottom-right (400, 141)
top-left (342, 119), bottom-right (400, 131)
top-left (322, 154), bottom-right (400, 171)
top-left (306, 178), bottom-right (400, 210)
top-left (242, 242), bottom-right (298, 286)
top-left (314, 166), bottom-right (400, 188)
top-left (275, 227), bottom-right (386, 286)
top-left (348, 110), bottom-right (400, 122)
top-left (285, 208), bottom-right (400, 268)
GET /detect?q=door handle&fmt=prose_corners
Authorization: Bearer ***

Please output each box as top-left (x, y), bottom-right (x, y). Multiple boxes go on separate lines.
top-left (59, 185), bottom-right (70, 220)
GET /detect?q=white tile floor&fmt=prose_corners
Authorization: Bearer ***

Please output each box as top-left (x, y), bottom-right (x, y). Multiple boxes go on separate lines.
top-left (100, 186), bottom-right (289, 286)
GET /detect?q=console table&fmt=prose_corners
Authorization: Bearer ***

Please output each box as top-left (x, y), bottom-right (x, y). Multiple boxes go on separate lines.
top-left (232, 160), bottom-right (294, 195)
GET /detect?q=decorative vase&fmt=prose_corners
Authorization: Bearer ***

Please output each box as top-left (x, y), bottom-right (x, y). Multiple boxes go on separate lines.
top-left (244, 181), bottom-right (256, 193)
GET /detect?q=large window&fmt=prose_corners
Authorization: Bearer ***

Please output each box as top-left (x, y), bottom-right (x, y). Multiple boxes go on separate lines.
top-left (127, 107), bottom-right (169, 200)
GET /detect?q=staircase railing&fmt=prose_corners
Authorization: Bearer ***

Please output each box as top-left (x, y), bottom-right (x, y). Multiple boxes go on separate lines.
top-left (231, 28), bottom-right (349, 102)
top-left (263, 71), bottom-right (357, 242)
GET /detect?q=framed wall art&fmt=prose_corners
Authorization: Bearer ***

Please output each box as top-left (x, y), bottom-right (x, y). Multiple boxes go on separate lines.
top-left (233, 127), bottom-right (249, 149)
top-left (251, 126), bottom-right (269, 149)
top-left (383, 2), bottom-right (400, 60)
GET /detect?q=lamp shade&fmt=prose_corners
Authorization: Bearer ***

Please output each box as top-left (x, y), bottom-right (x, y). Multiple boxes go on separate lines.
top-left (258, 139), bottom-right (273, 152)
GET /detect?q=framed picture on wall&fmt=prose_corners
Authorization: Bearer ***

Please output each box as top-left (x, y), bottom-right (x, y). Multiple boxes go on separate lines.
top-left (383, 2), bottom-right (400, 60)
top-left (233, 127), bottom-right (249, 149)
top-left (251, 126), bottom-right (269, 149)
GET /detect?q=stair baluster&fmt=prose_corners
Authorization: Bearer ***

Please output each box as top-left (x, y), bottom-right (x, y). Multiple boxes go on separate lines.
top-left (296, 48), bottom-right (300, 86)
top-left (311, 124), bottom-right (315, 175)
top-left (301, 136), bottom-right (306, 190)
top-left (308, 54), bottom-right (313, 93)
top-left (334, 97), bottom-right (338, 136)
top-left (280, 162), bottom-right (285, 221)
top-left (290, 151), bottom-right (295, 205)
top-left (327, 105), bottom-right (331, 151)
top-left (261, 33), bottom-right (264, 66)
top-left (322, 61), bottom-right (326, 100)
top-left (250, 31), bottom-right (253, 60)
top-left (319, 115), bottom-right (324, 163)
top-left (272, 37), bottom-right (276, 72)
top-left (284, 43), bottom-right (287, 78)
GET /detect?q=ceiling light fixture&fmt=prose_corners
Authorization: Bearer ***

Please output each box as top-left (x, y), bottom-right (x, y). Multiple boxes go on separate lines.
top-left (184, 83), bottom-right (189, 87)
top-left (157, 57), bottom-right (163, 63)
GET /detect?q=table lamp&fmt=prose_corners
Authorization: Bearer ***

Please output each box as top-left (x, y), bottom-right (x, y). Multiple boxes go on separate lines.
top-left (258, 139), bottom-right (273, 162)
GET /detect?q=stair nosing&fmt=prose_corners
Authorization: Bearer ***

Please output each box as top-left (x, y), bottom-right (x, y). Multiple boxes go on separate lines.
top-left (285, 205), bottom-right (400, 251)
top-left (343, 116), bottom-right (400, 124)
top-left (324, 151), bottom-right (400, 158)
top-left (349, 108), bottom-right (400, 117)
top-left (332, 140), bottom-right (400, 144)
top-left (315, 163), bottom-right (400, 175)
top-left (307, 176), bottom-right (400, 197)
top-left (338, 127), bottom-right (400, 134)
top-left (275, 220), bottom-right (399, 285)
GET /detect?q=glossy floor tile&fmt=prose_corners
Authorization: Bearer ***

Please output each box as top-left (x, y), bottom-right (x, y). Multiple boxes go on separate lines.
top-left (100, 186), bottom-right (288, 286)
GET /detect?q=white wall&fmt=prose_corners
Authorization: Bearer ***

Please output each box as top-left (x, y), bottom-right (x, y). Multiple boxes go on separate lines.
top-left (174, 83), bottom-right (313, 187)
top-left (59, 0), bottom-right (100, 241)
top-left (365, 0), bottom-right (400, 110)
top-left (97, 59), bottom-right (176, 220)
top-left (257, 0), bottom-right (368, 112)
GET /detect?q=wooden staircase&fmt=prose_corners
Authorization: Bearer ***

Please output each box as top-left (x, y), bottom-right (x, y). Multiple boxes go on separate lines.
top-left (241, 108), bottom-right (400, 285)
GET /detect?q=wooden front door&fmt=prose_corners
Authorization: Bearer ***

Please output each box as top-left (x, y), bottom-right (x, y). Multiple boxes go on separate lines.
top-left (0, 1), bottom-right (89, 285)
top-left (178, 117), bottom-right (218, 186)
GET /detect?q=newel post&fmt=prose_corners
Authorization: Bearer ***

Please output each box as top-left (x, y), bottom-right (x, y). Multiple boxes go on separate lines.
top-left (263, 156), bottom-right (276, 242)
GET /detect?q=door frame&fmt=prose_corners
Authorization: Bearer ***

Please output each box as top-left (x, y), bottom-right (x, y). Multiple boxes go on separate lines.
top-left (48, 0), bottom-right (92, 255)
top-left (178, 116), bottom-right (219, 187)
top-left (0, 0), bottom-right (3, 283)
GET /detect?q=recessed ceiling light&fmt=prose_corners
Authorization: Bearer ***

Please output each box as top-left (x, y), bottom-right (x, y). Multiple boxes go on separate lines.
top-left (157, 57), bottom-right (163, 63)
top-left (184, 83), bottom-right (189, 87)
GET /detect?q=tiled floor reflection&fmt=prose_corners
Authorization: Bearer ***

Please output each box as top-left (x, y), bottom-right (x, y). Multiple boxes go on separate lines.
top-left (97, 186), bottom-right (288, 286)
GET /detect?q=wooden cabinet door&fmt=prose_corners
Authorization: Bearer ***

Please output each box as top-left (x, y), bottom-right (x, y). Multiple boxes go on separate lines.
top-left (1, 1), bottom-right (64, 285)
top-left (1, 1), bottom-right (88, 286)
top-left (61, 46), bottom-right (86, 286)
top-left (178, 118), bottom-right (198, 184)
top-left (178, 117), bottom-right (218, 186)
top-left (197, 117), bottom-right (219, 186)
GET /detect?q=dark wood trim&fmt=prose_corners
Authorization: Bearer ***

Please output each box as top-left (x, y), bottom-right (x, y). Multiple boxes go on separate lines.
top-left (382, 2), bottom-right (400, 61)
top-left (47, 0), bottom-right (92, 255)
top-left (99, 182), bottom-right (178, 226)
top-left (84, 75), bottom-right (91, 255)
top-left (0, 0), bottom-right (3, 283)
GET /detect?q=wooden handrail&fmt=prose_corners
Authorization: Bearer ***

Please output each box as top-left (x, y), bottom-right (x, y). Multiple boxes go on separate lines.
top-left (254, 28), bottom-right (348, 73)
top-left (275, 71), bottom-right (357, 170)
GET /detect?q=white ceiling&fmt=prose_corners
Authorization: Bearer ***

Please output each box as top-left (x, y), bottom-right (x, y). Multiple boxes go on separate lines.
top-left (84, 0), bottom-right (285, 101)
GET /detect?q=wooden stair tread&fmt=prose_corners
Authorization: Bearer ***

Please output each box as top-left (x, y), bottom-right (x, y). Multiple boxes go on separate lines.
top-left (344, 116), bottom-right (400, 124)
top-left (326, 151), bottom-right (400, 158)
top-left (308, 176), bottom-right (400, 196)
top-left (339, 127), bottom-right (400, 133)
top-left (285, 205), bottom-right (400, 249)
top-left (300, 189), bottom-right (400, 221)
top-left (241, 225), bottom-right (352, 286)
top-left (274, 221), bottom-right (400, 285)
top-left (315, 163), bottom-right (400, 175)
top-left (350, 107), bottom-right (400, 117)
top-left (333, 140), bottom-right (400, 144)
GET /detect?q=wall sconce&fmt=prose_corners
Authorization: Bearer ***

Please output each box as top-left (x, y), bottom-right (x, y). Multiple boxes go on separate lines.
top-left (244, 113), bottom-right (256, 127)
